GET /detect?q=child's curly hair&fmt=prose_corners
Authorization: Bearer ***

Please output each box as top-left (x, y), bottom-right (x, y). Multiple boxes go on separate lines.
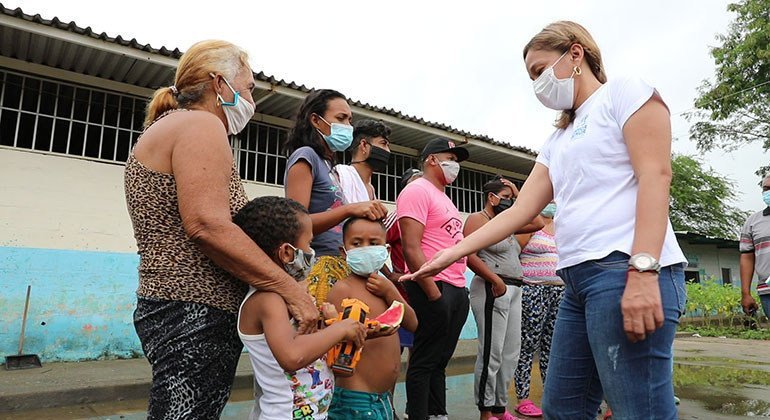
top-left (232, 196), bottom-right (309, 257)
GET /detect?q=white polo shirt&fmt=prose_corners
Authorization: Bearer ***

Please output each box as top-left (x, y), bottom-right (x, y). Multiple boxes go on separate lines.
top-left (536, 76), bottom-right (686, 270)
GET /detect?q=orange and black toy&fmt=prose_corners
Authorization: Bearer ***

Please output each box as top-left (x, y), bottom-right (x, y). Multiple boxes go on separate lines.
top-left (324, 298), bottom-right (379, 376)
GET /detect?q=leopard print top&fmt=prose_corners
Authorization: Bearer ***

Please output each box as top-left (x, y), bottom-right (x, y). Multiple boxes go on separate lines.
top-left (124, 114), bottom-right (249, 314)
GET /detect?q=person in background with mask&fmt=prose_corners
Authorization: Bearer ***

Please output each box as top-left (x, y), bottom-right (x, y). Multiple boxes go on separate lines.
top-left (465, 178), bottom-right (544, 420)
top-left (283, 90), bottom-right (388, 306)
top-left (405, 21), bottom-right (687, 420)
top-left (513, 202), bottom-right (562, 418)
top-left (334, 119), bottom-right (392, 203)
top-left (125, 40), bottom-right (317, 419)
top-left (397, 138), bottom-right (471, 420)
top-left (739, 175), bottom-right (770, 320)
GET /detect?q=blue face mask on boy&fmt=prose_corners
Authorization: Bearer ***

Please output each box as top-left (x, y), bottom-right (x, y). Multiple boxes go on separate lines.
top-left (541, 203), bottom-right (557, 218)
top-left (763, 190), bottom-right (770, 207)
top-left (345, 245), bottom-right (389, 277)
top-left (316, 115), bottom-right (353, 152)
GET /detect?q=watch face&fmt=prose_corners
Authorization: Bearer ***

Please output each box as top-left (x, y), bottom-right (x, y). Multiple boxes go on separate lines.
top-left (635, 255), bottom-right (653, 270)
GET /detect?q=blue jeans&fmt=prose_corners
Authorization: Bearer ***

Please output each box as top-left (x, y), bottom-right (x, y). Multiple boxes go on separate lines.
top-left (760, 293), bottom-right (770, 320)
top-left (541, 252), bottom-right (686, 420)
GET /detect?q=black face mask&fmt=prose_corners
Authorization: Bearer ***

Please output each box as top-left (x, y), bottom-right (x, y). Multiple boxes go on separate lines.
top-left (492, 197), bottom-right (513, 215)
top-left (365, 144), bottom-right (391, 172)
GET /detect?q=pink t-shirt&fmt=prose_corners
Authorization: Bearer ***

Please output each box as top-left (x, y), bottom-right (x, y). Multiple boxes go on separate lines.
top-left (396, 178), bottom-right (467, 288)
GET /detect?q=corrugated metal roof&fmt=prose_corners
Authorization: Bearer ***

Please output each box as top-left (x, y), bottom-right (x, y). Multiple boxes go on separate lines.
top-left (675, 231), bottom-right (738, 248)
top-left (0, 3), bottom-right (538, 165)
top-left (0, 5), bottom-right (183, 58)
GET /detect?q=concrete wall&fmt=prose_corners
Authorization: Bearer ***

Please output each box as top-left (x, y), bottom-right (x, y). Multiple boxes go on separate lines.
top-left (0, 148), bottom-right (476, 362)
top-left (0, 148), bottom-right (281, 361)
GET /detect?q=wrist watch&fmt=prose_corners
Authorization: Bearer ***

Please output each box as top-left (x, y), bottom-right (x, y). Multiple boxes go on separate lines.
top-left (628, 253), bottom-right (661, 273)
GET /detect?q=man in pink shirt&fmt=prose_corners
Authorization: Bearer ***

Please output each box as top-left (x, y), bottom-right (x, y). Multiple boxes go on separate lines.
top-left (397, 138), bottom-right (470, 420)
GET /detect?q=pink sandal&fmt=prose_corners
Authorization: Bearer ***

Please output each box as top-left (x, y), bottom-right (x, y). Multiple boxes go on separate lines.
top-left (515, 400), bottom-right (543, 417)
top-left (490, 411), bottom-right (520, 420)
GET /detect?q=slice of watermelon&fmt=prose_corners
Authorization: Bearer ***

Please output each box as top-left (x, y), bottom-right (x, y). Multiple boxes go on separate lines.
top-left (373, 300), bottom-right (405, 330)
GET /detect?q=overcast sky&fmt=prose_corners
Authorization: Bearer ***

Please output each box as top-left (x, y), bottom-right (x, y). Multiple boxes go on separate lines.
top-left (8, 0), bottom-right (768, 216)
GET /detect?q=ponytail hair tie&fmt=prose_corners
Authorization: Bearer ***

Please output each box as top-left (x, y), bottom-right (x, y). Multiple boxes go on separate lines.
top-left (169, 85), bottom-right (179, 95)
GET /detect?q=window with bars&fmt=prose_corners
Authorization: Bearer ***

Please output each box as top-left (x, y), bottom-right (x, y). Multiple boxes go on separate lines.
top-left (0, 69), bottom-right (146, 163)
top-left (0, 68), bottom-right (517, 213)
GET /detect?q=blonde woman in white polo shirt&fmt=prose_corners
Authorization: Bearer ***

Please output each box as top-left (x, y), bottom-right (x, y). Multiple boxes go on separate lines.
top-left (405, 21), bottom-right (687, 420)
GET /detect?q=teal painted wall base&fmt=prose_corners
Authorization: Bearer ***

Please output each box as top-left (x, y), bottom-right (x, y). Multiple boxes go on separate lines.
top-left (0, 247), bottom-right (141, 362)
top-left (0, 246), bottom-right (480, 362)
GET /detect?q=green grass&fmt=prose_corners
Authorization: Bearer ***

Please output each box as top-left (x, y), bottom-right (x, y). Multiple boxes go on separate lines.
top-left (679, 324), bottom-right (770, 340)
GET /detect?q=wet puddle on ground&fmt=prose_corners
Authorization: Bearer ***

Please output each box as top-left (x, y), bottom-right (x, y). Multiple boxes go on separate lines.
top-left (6, 358), bottom-right (769, 419)
top-left (674, 358), bottom-right (770, 418)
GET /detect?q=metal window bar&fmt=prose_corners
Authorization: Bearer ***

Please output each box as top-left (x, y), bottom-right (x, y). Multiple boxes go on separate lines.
top-left (31, 78), bottom-right (41, 151)
top-left (0, 69), bottom-right (501, 208)
top-left (0, 69), bottom-right (144, 164)
top-left (48, 82), bottom-right (60, 152)
top-left (12, 75), bottom-right (22, 147)
top-left (0, 72), bottom-right (6, 139)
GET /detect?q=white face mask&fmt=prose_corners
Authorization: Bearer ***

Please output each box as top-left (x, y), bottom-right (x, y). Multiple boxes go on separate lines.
top-left (438, 159), bottom-right (460, 184)
top-left (213, 74), bottom-right (255, 135)
top-left (532, 51), bottom-right (575, 110)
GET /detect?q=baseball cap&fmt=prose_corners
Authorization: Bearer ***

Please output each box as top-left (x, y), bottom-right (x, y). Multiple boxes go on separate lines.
top-left (420, 138), bottom-right (470, 162)
top-left (399, 168), bottom-right (422, 190)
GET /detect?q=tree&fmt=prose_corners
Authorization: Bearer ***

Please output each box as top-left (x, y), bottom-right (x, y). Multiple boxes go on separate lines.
top-left (687, 0), bottom-right (770, 176)
top-left (669, 154), bottom-right (750, 239)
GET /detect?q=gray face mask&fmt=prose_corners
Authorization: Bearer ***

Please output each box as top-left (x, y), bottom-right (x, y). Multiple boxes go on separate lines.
top-left (283, 244), bottom-right (316, 281)
top-left (438, 159), bottom-right (460, 184)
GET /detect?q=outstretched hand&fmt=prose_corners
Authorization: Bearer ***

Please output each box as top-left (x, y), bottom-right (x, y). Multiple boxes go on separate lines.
top-left (399, 248), bottom-right (459, 282)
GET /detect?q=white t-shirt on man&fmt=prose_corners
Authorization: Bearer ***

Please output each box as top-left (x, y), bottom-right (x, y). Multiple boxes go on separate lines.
top-left (536, 76), bottom-right (686, 270)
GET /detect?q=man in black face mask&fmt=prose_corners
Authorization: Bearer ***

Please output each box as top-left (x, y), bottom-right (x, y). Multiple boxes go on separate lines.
top-left (333, 119), bottom-right (392, 203)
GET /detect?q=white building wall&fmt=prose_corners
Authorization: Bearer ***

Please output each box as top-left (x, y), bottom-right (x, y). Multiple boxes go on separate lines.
top-left (678, 241), bottom-right (741, 285)
top-left (0, 147), bottom-right (421, 252)
top-left (1, 148), bottom-right (136, 252)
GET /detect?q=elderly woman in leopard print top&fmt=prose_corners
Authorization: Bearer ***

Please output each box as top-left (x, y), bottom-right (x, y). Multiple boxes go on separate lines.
top-left (124, 40), bottom-right (317, 419)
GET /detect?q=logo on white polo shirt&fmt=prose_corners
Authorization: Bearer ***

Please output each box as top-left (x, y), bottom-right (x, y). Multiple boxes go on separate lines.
top-left (572, 115), bottom-right (589, 140)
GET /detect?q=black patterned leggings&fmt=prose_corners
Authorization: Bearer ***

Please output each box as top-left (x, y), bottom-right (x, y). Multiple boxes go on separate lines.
top-left (134, 297), bottom-right (243, 420)
top-left (513, 284), bottom-right (564, 400)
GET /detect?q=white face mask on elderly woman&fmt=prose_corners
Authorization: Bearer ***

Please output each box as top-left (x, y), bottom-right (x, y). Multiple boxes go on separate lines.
top-left (211, 73), bottom-right (255, 135)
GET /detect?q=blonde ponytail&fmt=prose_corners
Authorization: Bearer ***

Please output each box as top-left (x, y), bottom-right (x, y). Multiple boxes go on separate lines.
top-left (144, 87), bottom-right (180, 128)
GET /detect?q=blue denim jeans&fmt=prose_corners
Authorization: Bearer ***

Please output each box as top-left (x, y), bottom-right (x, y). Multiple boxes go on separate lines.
top-left (541, 252), bottom-right (686, 420)
top-left (759, 293), bottom-right (770, 320)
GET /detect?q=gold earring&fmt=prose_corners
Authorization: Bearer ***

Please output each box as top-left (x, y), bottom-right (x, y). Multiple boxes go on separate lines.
top-left (573, 66), bottom-right (582, 76)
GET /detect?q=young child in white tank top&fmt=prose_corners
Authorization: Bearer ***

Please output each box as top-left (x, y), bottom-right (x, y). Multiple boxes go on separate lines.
top-left (232, 197), bottom-right (367, 420)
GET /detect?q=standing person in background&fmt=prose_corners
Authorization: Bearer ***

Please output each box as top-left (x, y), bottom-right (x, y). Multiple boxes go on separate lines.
top-left (513, 202), bottom-right (562, 418)
top-left (465, 178), bottom-right (543, 420)
top-left (126, 40), bottom-right (317, 419)
top-left (405, 21), bottom-right (688, 420)
top-left (283, 90), bottom-right (387, 305)
top-left (386, 168), bottom-right (423, 354)
top-left (334, 119), bottom-right (392, 203)
top-left (397, 138), bottom-right (471, 420)
top-left (739, 175), bottom-right (770, 319)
